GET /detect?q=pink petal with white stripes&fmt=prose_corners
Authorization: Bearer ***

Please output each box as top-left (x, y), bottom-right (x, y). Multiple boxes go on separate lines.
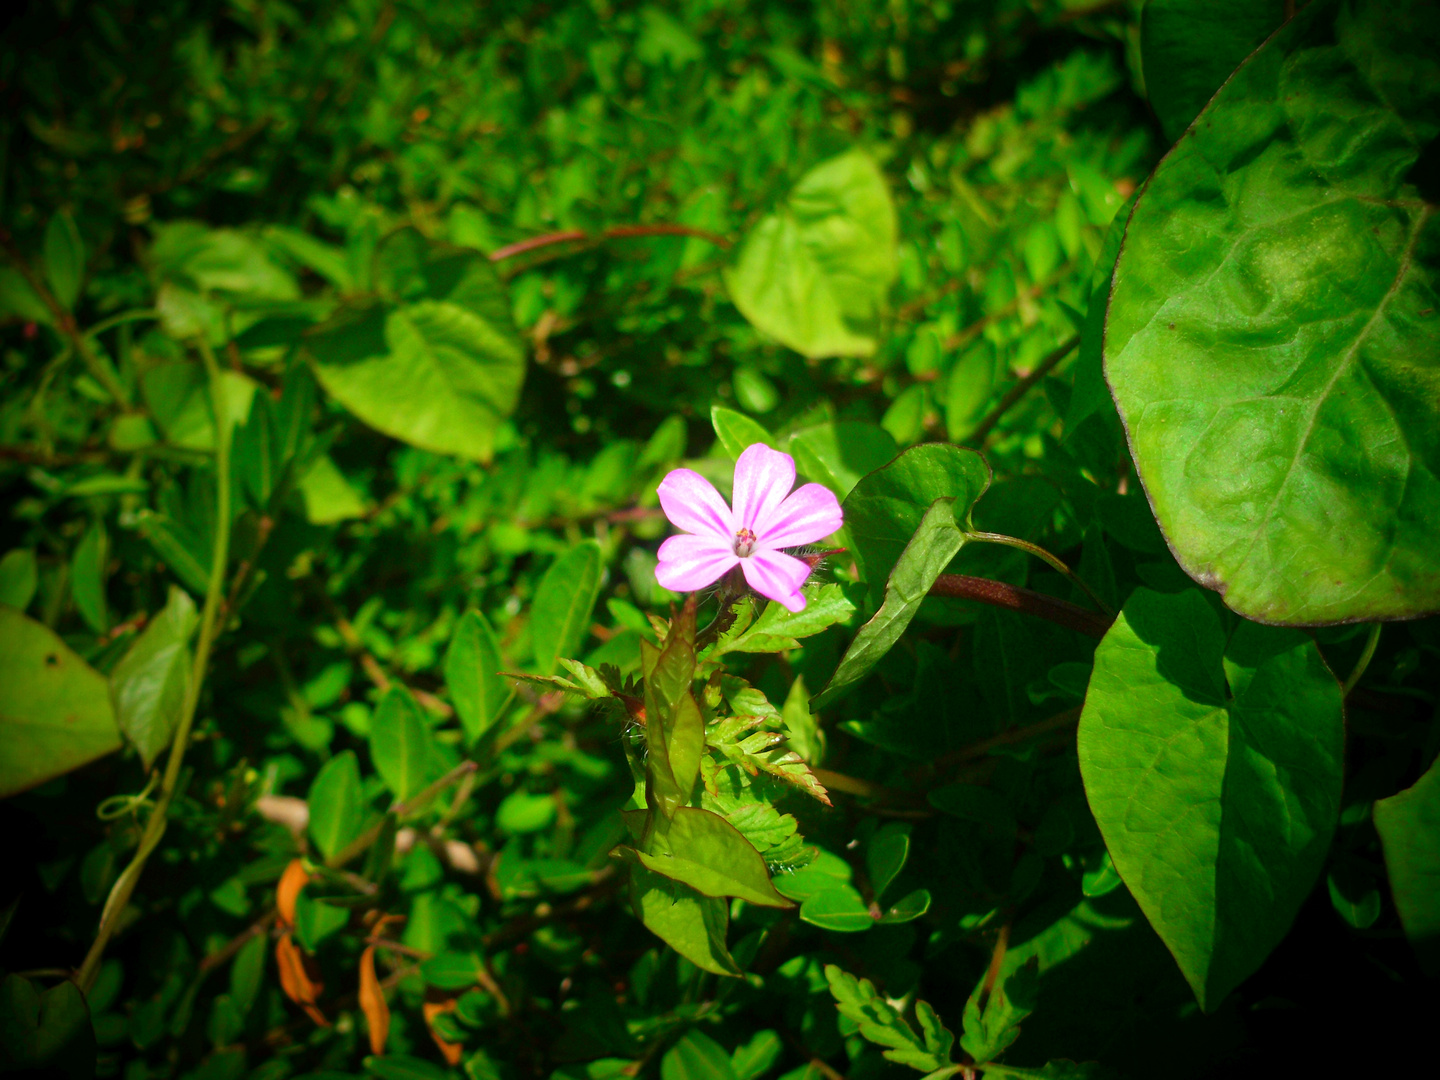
top-left (731, 444), bottom-right (795, 534)
top-left (657, 468), bottom-right (734, 543)
top-left (740, 548), bottom-right (811, 612)
top-left (756, 482), bottom-right (843, 550)
top-left (655, 534), bottom-right (739, 592)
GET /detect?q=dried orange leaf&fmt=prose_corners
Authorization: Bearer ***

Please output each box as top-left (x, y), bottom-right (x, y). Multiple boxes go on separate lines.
top-left (275, 931), bottom-right (329, 1026)
top-left (276, 859), bottom-right (310, 929)
top-left (358, 945), bottom-right (390, 1056)
top-left (423, 999), bottom-right (463, 1065)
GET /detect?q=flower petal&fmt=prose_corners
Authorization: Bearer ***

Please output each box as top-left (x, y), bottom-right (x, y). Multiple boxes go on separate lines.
top-left (657, 468), bottom-right (734, 543)
top-left (740, 548), bottom-right (810, 612)
top-left (755, 482), bottom-right (844, 549)
top-left (731, 444), bottom-right (795, 534)
top-left (656, 534), bottom-right (740, 593)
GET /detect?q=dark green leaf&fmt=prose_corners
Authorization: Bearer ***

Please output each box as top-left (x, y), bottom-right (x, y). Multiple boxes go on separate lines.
top-left (43, 211), bottom-right (85, 310)
top-left (661, 1030), bottom-right (738, 1080)
top-left (0, 549), bottom-right (38, 612)
top-left (1374, 754), bottom-right (1440, 973)
top-left (1107, 0), bottom-right (1440, 623)
top-left (0, 974), bottom-right (96, 1080)
top-left (629, 864), bottom-right (741, 977)
top-left (866, 823), bottom-right (910, 903)
top-left (1141, 0), bottom-right (1286, 144)
top-left (1078, 588), bottom-right (1344, 1008)
top-left (71, 520), bottom-right (108, 634)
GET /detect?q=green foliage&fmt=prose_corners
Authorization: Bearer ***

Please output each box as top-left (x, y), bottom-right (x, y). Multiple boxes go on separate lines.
top-left (2, 1), bottom-right (1435, 1078)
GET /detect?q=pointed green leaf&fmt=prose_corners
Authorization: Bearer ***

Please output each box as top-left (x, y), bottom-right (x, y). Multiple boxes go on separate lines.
top-left (662, 1030), bottom-right (738, 1080)
top-left (444, 610), bottom-right (507, 745)
top-left (43, 211), bottom-right (85, 310)
top-left (71, 520), bottom-right (109, 634)
top-left (307, 750), bottom-right (364, 862)
top-left (112, 586), bottom-right (198, 771)
top-left (370, 687), bottom-right (443, 802)
top-left (0, 607), bottom-right (120, 797)
top-left (1078, 588), bottom-right (1344, 1009)
top-left (799, 884), bottom-right (873, 932)
top-left (710, 406), bottom-right (775, 460)
top-left (0, 549), bottom-right (38, 612)
top-left (531, 541), bottom-right (602, 676)
top-left (866, 822), bottom-right (911, 903)
top-left (1106, 0), bottom-right (1440, 623)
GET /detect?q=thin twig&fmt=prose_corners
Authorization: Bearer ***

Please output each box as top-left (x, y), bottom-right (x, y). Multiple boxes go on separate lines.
top-left (936, 707), bottom-right (1082, 769)
top-left (488, 223), bottom-right (731, 264)
top-left (967, 335), bottom-right (1079, 445)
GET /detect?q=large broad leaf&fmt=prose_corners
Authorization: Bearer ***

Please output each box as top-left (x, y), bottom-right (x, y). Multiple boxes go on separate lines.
top-left (530, 541), bottom-right (602, 676)
top-left (842, 442), bottom-right (989, 601)
top-left (724, 149), bottom-right (897, 358)
top-left (1078, 588), bottom-right (1344, 1009)
top-left (307, 245), bottom-right (524, 462)
top-left (111, 586), bottom-right (198, 771)
top-left (629, 864), bottom-right (741, 977)
top-left (0, 974), bottom-right (95, 1080)
top-left (1106, 0), bottom-right (1440, 624)
top-left (0, 607), bottom-right (121, 796)
top-left (631, 806), bottom-right (791, 909)
top-left (1374, 755), bottom-right (1440, 973)
top-left (1140, 0), bottom-right (1286, 145)
top-left (813, 499), bottom-right (964, 709)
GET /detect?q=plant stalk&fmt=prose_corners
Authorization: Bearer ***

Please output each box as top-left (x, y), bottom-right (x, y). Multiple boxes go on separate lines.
top-left (963, 531), bottom-right (1114, 616)
top-left (929, 574), bottom-right (1112, 639)
top-left (76, 338), bottom-right (233, 991)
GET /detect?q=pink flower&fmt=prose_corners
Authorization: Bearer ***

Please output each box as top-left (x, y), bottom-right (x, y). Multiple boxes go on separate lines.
top-left (655, 443), bottom-right (844, 613)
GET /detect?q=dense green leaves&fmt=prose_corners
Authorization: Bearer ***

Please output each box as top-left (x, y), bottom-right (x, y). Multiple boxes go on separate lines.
top-left (1108, 0), bottom-right (1440, 624)
top-left (1374, 755), bottom-right (1440, 972)
top-left (0, 607), bottom-right (120, 797)
top-left (0, 975), bottom-right (95, 1080)
top-left (825, 966), bottom-right (954, 1072)
top-left (725, 150), bottom-right (898, 358)
top-left (1078, 589), bottom-right (1344, 1008)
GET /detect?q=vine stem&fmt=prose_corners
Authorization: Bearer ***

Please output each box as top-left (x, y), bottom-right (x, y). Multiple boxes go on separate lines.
top-left (1342, 624), bottom-right (1382, 698)
top-left (963, 531), bottom-right (1114, 617)
top-left (0, 230), bottom-right (132, 407)
top-left (76, 338), bottom-right (233, 991)
top-left (967, 335), bottom-right (1079, 445)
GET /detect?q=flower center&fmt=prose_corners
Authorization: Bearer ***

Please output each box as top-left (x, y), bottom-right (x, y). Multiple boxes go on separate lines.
top-left (733, 527), bottom-right (758, 558)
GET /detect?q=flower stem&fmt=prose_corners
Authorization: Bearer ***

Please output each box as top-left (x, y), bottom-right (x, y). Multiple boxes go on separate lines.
top-left (76, 337), bottom-right (233, 991)
top-left (929, 574), bottom-right (1112, 639)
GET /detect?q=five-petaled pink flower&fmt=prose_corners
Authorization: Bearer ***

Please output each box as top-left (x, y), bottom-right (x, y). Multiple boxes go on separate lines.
top-left (655, 443), bottom-right (843, 612)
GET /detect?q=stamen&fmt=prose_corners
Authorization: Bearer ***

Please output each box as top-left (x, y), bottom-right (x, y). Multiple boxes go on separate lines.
top-left (733, 527), bottom-right (757, 558)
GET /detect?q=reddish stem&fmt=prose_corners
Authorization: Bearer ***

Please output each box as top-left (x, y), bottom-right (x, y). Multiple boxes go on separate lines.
top-left (929, 574), bottom-right (1112, 639)
top-left (488, 224), bottom-right (730, 263)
